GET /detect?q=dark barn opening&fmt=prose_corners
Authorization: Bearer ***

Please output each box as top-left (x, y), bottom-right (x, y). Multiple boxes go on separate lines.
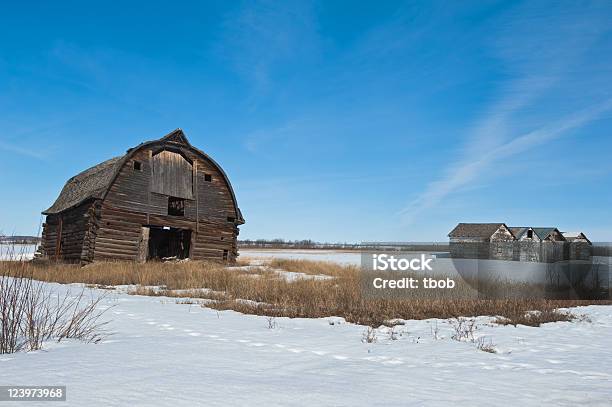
top-left (147, 226), bottom-right (191, 260)
top-left (168, 197), bottom-right (185, 216)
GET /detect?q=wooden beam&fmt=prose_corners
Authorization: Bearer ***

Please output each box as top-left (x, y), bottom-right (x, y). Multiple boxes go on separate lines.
top-left (147, 150), bottom-right (152, 225)
top-left (55, 215), bottom-right (63, 259)
top-left (194, 160), bottom-right (199, 233)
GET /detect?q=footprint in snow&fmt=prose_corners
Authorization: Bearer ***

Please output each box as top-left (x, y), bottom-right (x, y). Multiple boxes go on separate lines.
top-left (382, 359), bottom-right (404, 365)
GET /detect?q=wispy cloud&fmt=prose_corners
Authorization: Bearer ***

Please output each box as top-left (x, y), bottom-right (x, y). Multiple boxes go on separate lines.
top-left (0, 140), bottom-right (46, 160)
top-left (399, 100), bottom-right (612, 222)
top-left (399, 1), bottom-right (612, 223)
top-left (0, 121), bottom-right (70, 161)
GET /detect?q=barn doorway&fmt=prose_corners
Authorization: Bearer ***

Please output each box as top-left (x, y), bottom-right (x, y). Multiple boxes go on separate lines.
top-left (146, 226), bottom-right (191, 260)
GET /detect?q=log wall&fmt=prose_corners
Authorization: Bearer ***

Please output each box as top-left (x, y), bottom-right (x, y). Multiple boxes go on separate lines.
top-left (39, 201), bottom-right (96, 263)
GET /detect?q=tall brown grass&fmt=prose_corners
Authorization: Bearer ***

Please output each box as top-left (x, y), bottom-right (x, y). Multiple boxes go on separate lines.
top-left (1, 259), bottom-right (608, 327)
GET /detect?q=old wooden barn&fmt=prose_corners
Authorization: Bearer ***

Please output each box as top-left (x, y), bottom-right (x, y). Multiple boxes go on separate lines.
top-left (38, 129), bottom-right (244, 263)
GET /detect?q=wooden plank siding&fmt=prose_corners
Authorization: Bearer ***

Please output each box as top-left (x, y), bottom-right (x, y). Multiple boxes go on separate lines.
top-left (151, 150), bottom-right (194, 199)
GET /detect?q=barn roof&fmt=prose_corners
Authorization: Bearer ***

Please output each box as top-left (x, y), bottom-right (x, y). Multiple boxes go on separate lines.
top-left (43, 129), bottom-right (244, 223)
top-left (508, 226), bottom-right (562, 240)
top-left (509, 227), bottom-right (528, 239)
top-left (43, 156), bottom-right (124, 214)
top-left (448, 223), bottom-right (507, 238)
top-left (531, 228), bottom-right (560, 240)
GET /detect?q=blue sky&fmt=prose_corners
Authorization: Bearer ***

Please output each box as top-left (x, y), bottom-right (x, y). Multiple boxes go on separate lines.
top-left (1, 1), bottom-right (612, 242)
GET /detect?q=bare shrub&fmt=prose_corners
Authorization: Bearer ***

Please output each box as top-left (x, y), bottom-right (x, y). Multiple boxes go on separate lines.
top-left (266, 316), bottom-right (278, 329)
top-left (430, 321), bottom-right (441, 340)
top-left (476, 337), bottom-right (497, 353)
top-left (0, 267), bottom-right (110, 354)
top-left (389, 328), bottom-right (400, 341)
top-left (450, 318), bottom-right (477, 342)
top-left (362, 327), bottom-right (377, 343)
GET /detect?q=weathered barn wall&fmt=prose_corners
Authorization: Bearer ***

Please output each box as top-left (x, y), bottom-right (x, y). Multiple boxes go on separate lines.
top-left (39, 201), bottom-right (96, 263)
top-left (489, 226), bottom-right (514, 260)
top-left (96, 142), bottom-right (239, 262)
top-left (569, 240), bottom-right (592, 261)
top-left (518, 241), bottom-right (540, 262)
top-left (449, 237), bottom-right (489, 259)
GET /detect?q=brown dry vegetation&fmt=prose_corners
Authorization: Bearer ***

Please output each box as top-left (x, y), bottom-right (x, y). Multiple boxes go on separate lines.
top-left (1, 259), bottom-right (608, 327)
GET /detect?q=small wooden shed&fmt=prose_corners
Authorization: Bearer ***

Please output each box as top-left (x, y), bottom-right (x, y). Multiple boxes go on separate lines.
top-left (38, 129), bottom-right (244, 263)
top-left (448, 223), bottom-right (515, 260)
top-left (561, 232), bottom-right (592, 261)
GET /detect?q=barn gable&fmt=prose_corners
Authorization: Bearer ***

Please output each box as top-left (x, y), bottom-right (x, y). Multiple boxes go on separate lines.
top-left (562, 231), bottom-right (591, 244)
top-left (150, 150), bottom-right (194, 199)
top-left (160, 128), bottom-right (190, 145)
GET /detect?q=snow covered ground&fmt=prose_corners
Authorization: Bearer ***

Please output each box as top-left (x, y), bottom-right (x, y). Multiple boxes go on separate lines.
top-left (0, 243), bottom-right (36, 260)
top-left (1, 281), bottom-right (611, 406)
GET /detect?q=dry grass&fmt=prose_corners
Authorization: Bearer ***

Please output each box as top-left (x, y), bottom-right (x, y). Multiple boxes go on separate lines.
top-left (493, 309), bottom-right (576, 327)
top-left (1, 259), bottom-right (608, 327)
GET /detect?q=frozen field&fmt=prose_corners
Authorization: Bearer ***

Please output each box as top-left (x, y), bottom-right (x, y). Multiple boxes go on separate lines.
top-left (240, 249), bottom-right (611, 285)
top-left (239, 248), bottom-right (362, 265)
top-left (1, 281), bottom-right (611, 406)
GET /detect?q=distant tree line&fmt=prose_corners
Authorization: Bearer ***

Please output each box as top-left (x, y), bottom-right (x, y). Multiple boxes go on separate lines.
top-left (238, 239), bottom-right (450, 251)
top-left (0, 235), bottom-right (41, 245)
top-left (238, 239), bottom-right (357, 249)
